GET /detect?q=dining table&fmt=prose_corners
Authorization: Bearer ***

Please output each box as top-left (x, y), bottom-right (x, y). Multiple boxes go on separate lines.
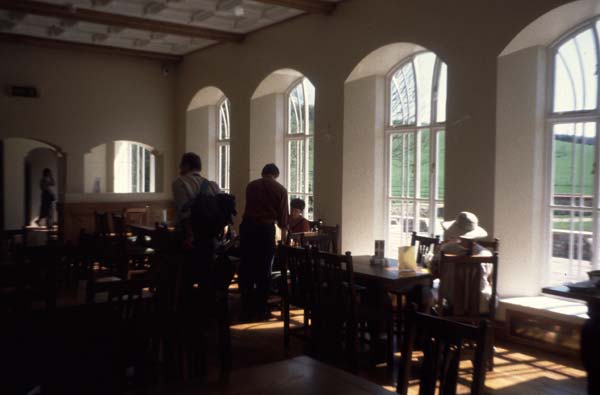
top-left (150, 355), bottom-right (396, 395)
top-left (542, 285), bottom-right (600, 394)
top-left (351, 255), bottom-right (433, 292)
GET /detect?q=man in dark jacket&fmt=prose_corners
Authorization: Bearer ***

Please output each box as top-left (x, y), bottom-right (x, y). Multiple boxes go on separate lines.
top-left (240, 163), bottom-right (289, 321)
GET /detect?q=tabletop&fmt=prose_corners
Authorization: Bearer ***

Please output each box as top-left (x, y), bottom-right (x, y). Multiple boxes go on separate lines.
top-left (542, 285), bottom-right (600, 304)
top-left (152, 356), bottom-right (396, 395)
top-left (352, 255), bottom-right (432, 291)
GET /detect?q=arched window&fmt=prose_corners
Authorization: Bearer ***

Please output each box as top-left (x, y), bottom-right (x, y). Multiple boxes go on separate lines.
top-left (387, 52), bottom-right (447, 255)
top-left (217, 98), bottom-right (231, 192)
top-left (286, 78), bottom-right (315, 219)
top-left (548, 20), bottom-right (600, 284)
top-left (114, 141), bottom-right (155, 193)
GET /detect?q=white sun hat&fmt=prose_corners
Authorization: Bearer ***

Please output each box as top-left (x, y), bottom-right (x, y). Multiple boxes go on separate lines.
top-left (442, 211), bottom-right (488, 240)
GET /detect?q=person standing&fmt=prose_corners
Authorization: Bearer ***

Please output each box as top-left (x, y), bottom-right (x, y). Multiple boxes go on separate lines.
top-left (172, 152), bottom-right (221, 279)
top-left (36, 168), bottom-right (56, 228)
top-left (240, 163), bottom-right (289, 321)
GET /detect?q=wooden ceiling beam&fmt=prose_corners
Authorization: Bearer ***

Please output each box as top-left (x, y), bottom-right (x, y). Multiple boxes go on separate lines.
top-left (255, 0), bottom-right (337, 14)
top-left (0, 32), bottom-right (182, 63)
top-left (0, 0), bottom-right (244, 42)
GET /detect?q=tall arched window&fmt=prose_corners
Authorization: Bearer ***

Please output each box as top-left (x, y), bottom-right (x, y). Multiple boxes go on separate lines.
top-left (387, 52), bottom-right (447, 255)
top-left (548, 20), bottom-right (600, 284)
top-left (217, 98), bottom-right (231, 192)
top-left (286, 78), bottom-right (315, 219)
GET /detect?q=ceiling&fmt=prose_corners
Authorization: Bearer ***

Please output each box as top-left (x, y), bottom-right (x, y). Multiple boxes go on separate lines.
top-left (0, 0), bottom-right (339, 60)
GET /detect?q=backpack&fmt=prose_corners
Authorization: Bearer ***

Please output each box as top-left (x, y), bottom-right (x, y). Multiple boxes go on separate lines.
top-left (190, 180), bottom-right (237, 239)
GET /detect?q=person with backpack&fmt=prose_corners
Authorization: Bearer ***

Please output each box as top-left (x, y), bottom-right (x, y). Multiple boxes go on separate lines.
top-left (240, 163), bottom-right (289, 321)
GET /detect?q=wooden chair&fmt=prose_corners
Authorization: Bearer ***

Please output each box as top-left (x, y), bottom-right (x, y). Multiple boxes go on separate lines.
top-left (391, 233), bottom-right (440, 347)
top-left (310, 250), bottom-right (359, 368)
top-left (94, 211), bottom-right (111, 237)
top-left (297, 232), bottom-right (333, 253)
top-left (411, 231), bottom-right (440, 266)
top-left (438, 252), bottom-right (499, 370)
top-left (111, 214), bottom-right (124, 236)
top-left (320, 224), bottom-right (340, 254)
top-left (309, 219), bottom-right (323, 231)
top-left (124, 207), bottom-right (149, 227)
top-left (397, 310), bottom-right (490, 395)
top-left (278, 244), bottom-right (313, 348)
top-left (86, 278), bottom-right (158, 386)
top-left (472, 238), bottom-right (499, 254)
top-left (311, 249), bottom-right (393, 371)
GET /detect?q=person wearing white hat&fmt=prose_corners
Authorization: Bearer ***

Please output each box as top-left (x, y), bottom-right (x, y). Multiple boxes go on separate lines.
top-left (430, 211), bottom-right (494, 315)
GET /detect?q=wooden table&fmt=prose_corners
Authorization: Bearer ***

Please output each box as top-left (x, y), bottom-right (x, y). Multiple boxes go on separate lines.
top-left (542, 285), bottom-right (600, 395)
top-left (153, 356), bottom-right (396, 395)
top-left (352, 255), bottom-right (433, 292)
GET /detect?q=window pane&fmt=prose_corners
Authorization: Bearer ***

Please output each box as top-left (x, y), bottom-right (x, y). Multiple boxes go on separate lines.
top-left (434, 202), bottom-right (444, 236)
top-left (552, 123), bottom-right (596, 207)
top-left (131, 144), bottom-right (138, 193)
top-left (418, 130), bottom-right (430, 199)
top-left (390, 133), bottom-right (415, 198)
top-left (219, 99), bottom-right (230, 140)
top-left (144, 148), bottom-right (150, 193)
top-left (288, 83), bottom-right (305, 135)
top-left (388, 199), bottom-right (414, 257)
top-left (308, 136), bottom-right (314, 194)
top-left (304, 79), bottom-right (315, 135)
top-left (550, 209), bottom-right (593, 284)
top-left (554, 28), bottom-right (598, 112)
top-left (390, 63), bottom-right (416, 126)
top-left (436, 63), bottom-right (447, 123)
top-left (414, 52), bottom-right (436, 126)
top-left (417, 201), bottom-right (430, 233)
top-left (288, 139), bottom-right (305, 193)
top-left (436, 130), bottom-right (445, 200)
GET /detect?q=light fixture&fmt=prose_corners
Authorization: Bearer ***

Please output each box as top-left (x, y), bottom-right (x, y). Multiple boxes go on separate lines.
top-left (233, 5), bottom-right (245, 17)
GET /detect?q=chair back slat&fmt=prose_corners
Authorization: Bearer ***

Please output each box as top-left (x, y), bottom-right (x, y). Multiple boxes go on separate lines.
top-left (111, 214), bottom-right (127, 238)
top-left (439, 253), bottom-right (499, 319)
top-left (410, 232), bottom-right (440, 265)
top-left (312, 250), bottom-right (356, 317)
top-left (124, 207), bottom-right (149, 226)
top-left (397, 311), bottom-right (489, 395)
top-left (86, 278), bottom-right (155, 320)
top-left (297, 232), bottom-right (333, 253)
top-left (279, 245), bottom-right (312, 307)
top-left (94, 212), bottom-right (110, 237)
top-left (320, 225), bottom-right (340, 254)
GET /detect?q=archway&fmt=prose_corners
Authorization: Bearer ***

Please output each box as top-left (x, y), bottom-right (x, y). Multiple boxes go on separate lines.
top-left (250, 69), bottom-right (316, 218)
top-left (342, 43), bottom-right (447, 256)
top-left (495, 0), bottom-right (600, 295)
top-left (0, 138), bottom-right (63, 232)
top-left (186, 86), bottom-right (230, 187)
top-left (83, 140), bottom-right (162, 194)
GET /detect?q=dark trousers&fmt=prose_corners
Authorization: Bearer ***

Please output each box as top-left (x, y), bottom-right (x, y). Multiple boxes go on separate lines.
top-left (239, 220), bottom-right (275, 316)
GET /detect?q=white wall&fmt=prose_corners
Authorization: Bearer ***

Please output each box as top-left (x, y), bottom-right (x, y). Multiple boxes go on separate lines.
top-left (249, 93), bottom-right (285, 180)
top-left (185, 105), bottom-right (217, 181)
top-left (0, 42), bottom-right (175, 198)
top-left (495, 46), bottom-right (547, 296)
top-left (83, 143), bottom-right (107, 193)
top-left (2, 138), bottom-right (55, 229)
top-left (342, 75), bottom-right (385, 255)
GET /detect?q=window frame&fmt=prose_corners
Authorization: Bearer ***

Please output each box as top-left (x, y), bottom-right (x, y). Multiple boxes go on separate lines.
top-left (384, 52), bottom-right (447, 256)
top-left (284, 77), bottom-right (315, 220)
top-left (113, 140), bottom-right (156, 194)
top-left (543, 18), bottom-right (600, 285)
top-left (216, 96), bottom-right (231, 193)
